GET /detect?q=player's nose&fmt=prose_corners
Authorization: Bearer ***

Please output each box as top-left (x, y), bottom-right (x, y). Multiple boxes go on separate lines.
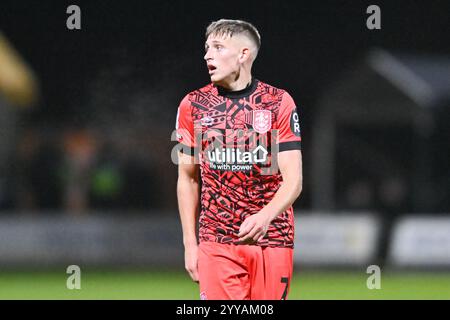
top-left (204, 49), bottom-right (212, 61)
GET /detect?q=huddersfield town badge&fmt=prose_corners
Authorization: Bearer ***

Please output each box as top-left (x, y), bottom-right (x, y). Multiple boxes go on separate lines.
top-left (252, 110), bottom-right (271, 134)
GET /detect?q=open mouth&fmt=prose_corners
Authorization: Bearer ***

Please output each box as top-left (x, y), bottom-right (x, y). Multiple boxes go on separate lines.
top-left (207, 64), bottom-right (217, 74)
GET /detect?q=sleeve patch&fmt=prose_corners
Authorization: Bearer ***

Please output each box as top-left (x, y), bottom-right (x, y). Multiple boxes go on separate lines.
top-left (290, 108), bottom-right (301, 137)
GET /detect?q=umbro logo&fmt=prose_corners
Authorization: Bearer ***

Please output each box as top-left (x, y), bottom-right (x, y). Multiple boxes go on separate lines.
top-left (201, 116), bottom-right (214, 127)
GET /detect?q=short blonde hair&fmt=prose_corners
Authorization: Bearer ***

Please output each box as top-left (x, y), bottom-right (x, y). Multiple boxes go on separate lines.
top-left (205, 19), bottom-right (261, 55)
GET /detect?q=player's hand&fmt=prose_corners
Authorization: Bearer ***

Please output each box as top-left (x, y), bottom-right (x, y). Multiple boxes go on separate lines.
top-left (238, 213), bottom-right (271, 245)
top-left (184, 244), bottom-right (199, 283)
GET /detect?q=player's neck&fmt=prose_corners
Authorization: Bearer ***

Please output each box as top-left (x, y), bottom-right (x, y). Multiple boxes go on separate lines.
top-left (218, 73), bottom-right (253, 92)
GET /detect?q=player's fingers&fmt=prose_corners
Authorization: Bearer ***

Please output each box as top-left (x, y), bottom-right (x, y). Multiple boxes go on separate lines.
top-left (239, 225), bottom-right (259, 243)
top-left (256, 233), bottom-right (266, 242)
top-left (255, 225), bottom-right (268, 242)
top-left (238, 220), bottom-right (254, 237)
top-left (238, 222), bottom-right (249, 236)
top-left (248, 225), bottom-right (268, 243)
top-left (187, 266), bottom-right (199, 283)
top-left (253, 231), bottom-right (263, 242)
top-left (191, 267), bottom-right (199, 283)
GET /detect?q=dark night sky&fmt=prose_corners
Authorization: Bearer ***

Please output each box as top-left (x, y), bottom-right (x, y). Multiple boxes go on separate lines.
top-left (0, 0), bottom-right (449, 133)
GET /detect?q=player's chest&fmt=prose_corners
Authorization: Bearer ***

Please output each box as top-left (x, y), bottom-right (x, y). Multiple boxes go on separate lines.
top-left (192, 97), bottom-right (277, 134)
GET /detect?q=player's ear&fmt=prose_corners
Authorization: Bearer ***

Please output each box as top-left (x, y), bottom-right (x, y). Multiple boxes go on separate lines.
top-left (239, 48), bottom-right (250, 62)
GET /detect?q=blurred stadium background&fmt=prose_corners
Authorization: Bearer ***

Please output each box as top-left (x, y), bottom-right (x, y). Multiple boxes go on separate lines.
top-left (0, 0), bottom-right (449, 299)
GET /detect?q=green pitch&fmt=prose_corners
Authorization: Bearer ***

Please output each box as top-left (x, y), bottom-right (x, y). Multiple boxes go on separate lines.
top-left (0, 269), bottom-right (449, 299)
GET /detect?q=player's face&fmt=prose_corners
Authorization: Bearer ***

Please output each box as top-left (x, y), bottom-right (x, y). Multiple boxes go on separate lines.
top-left (204, 34), bottom-right (242, 86)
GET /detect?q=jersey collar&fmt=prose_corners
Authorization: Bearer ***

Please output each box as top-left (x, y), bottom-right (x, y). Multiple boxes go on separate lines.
top-left (216, 78), bottom-right (258, 99)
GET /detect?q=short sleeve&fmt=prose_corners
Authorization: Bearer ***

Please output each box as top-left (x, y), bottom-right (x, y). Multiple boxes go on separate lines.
top-left (276, 91), bottom-right (302, 152)
top-left (175, 94), bottom-right (196, 155)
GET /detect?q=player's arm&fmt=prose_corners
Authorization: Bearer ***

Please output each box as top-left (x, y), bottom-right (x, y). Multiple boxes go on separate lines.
top-left (177, 151), bottom-right (200, 282)
top-left (175, 94), bottom-right (201, 282)
top-left (261, 149), bottom-right (302, 220)
top-left (177, 151), bottom-right (200, 248)
top-left (238, 150), bottom-right (302, 243)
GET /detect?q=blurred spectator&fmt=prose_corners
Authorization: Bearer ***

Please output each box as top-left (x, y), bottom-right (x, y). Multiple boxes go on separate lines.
top-left (61, 127), bottom-right (98, 213)
top-left (88, 142), bottom-right (123, 210)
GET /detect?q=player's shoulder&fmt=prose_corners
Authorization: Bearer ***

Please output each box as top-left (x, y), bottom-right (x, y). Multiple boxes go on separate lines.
top-left (257, 79), bottom-right (284, 91)
top-left (256, 79), bottom-right (292, 101)
top-left (182, 83), bottom-right (216, 101)
top-left (178, 83), bottom-right (218, 115)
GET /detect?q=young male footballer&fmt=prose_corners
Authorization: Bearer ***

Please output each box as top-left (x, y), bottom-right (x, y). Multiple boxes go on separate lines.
top-left (175, 19), bottom-right (303, 300)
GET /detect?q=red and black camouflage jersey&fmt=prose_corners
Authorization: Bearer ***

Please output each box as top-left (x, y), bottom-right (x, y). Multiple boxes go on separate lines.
top-left (175, 78), bottom-right (301, 248)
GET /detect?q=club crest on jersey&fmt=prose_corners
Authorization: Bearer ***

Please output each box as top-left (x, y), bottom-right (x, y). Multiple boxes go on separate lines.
top-left (252, 110), bottom-right (271, 134)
